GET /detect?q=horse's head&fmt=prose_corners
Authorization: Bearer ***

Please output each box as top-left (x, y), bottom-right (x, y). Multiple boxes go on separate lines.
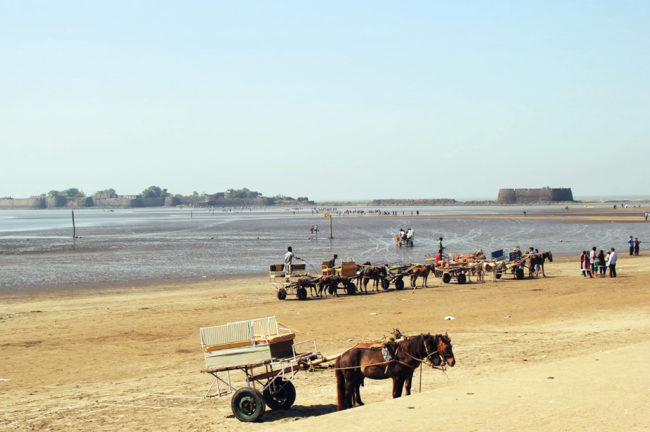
top-left (435, 332), bottom-right (455, 367)
top-left (545, 251), bottom-right (553, 262)
top-left (420, 334), bottom-right (442, 367)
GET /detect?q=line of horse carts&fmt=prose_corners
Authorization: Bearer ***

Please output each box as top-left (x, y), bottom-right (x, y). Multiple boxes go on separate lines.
top-left (199, 316), bottom-right (456, 422)
top-left (270, 248), bottom-right (553, 300)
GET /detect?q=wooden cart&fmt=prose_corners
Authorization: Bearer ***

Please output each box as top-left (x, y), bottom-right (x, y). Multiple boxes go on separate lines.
top-left (435, 263), bottom-right (472, 284)
top-left (200, 316), bottom-right (327, 422)
top-left (269, 263), bottom-right (318, 300)
top-left (318, 260), bottom-right (359, 295)
top-left (382, 264), bottom-right (410, 290)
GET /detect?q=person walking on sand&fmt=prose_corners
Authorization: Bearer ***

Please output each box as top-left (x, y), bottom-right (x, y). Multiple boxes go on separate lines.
top-left (607, 248), bottom-right (617, 277)
top-left (438, 237), bottom-right (444, 254)
top-left (634, 237), bottom-right (640, 256)
top-left (628, 236), bottom-right (634, 256)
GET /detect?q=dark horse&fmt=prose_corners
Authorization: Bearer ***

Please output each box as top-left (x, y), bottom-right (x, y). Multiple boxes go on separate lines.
top-left (335, 333), bottom-right (455, 410)
top-left (359, 265), bottom-right (387, 293)
top-left (528, 251), bottom-right (553, 278)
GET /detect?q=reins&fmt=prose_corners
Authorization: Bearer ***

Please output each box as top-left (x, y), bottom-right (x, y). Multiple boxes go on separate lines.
top-left (334, 337), bottom-right (447, 373)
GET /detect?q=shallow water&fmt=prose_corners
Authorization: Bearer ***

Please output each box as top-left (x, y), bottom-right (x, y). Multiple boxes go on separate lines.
top-left (0, 207), bottom-right (648, 292)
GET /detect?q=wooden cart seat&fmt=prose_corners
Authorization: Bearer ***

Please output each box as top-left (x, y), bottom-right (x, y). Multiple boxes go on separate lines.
top-left (340, 261), bottom-right (357, 278)
top-left (200, 316), bottom-right (296, 369)
top-left (321, 261), bottom-right (336, 276)
top-left (204, 333), bottom-right (296, 352)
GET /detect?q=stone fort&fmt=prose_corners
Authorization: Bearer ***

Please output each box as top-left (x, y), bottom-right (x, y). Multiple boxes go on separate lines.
top-left (496, 187), bottom-right (573, 204)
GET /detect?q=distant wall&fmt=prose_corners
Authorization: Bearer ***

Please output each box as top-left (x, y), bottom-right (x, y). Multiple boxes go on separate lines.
top-left (497, 187), bottom-right (573, 203)
top-left (0, 197), bottom-right (46, 209)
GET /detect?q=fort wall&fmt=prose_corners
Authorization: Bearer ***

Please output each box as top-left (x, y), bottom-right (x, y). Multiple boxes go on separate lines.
top-left (497, 187), bottom-right (573, 203)
top-left (0, 197), bottom-right (46, 209)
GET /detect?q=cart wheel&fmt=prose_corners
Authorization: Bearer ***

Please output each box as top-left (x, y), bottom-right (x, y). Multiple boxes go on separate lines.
top-left (496, 272), bottom-right (502, 279)
top-left (231, 387), bottom-right (266, 422)
top-left (515, 268), bottom-right (525, 280)
top-left (346, 282), bottom-right (356, 295)
top-left (263, 380), bottom-right (296, 410)
top-left (297, 287), bottom-right (307, 300)
top-left (442, 273), bottom-right (452, 284)
top-left (328, 286), bottom-right (336, 295)
top-left (395, 278), bottom-right (404, 290)
top-left (381, 279), bottom-right (390, 290)
top-left (457, 273), bottom-right (467, 284)
top-left (277, 288), bottom-right (287, 300)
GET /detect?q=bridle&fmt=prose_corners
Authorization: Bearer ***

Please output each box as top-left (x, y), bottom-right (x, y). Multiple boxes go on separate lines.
top-left (401, 335), bottom-right (445, 369)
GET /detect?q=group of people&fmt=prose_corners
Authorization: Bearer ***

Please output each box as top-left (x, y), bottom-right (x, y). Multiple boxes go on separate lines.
top-left (398, 227), bottom-right (414, 240)
top-left (308, 225), bottom-right (319, 239)
top-left (580, 247), bottom-right (617, 278)
top-left (628, 236), bottom-right (641, 256)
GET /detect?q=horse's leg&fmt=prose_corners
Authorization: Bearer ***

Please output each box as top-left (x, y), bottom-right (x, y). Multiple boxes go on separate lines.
top-left (344, 377), bottom-right (357, 408)
top-left (392, 376), bottom-right (405, 398)
top-left (353, 374), bottom-right (364, 406)
top-left (404, 370), bottom-right (414, 395)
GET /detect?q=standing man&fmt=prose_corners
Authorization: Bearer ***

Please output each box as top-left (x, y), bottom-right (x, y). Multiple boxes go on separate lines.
top-left (328, 254), bottom-right (338, 269)
top-left (628, 236), bottom-right (635, 256)
top-left (438, 237), bottom-right (444, 254)
top-left (590, 247), bottom-right (597, 277)
top-left (284, 246), bottom-right (301, 274)
top-left (634, 237), bottom-right (640, 256)
top-left (607, 248), bottom-right (617, 277)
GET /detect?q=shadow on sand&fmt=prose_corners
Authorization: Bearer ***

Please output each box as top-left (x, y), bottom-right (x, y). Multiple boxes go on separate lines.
top-left (227, 403), bottom-right (338, 422)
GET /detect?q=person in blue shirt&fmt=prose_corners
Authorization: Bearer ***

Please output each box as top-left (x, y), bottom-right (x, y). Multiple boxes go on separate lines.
top-left (628, 236), bottom-right (634, 256)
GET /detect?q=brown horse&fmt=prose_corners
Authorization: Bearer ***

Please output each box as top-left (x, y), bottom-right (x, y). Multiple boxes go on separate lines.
top-left (335, 333), bottom-right (455, 410)
top-left (528, 251), bottom-right (553, 278)
top-left (409, 263), bottom-right (434, 288)
top-left (317, 275), bottom-right (341, 297)
top-left (359, 265), bottom-right (387, 293)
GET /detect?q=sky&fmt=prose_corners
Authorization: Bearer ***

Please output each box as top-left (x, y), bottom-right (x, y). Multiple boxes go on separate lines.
top-left (1, 1), bottom-right (649, 201)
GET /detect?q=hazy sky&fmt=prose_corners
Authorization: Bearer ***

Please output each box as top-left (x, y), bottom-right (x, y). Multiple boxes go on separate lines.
top-left (2, 1), bottom-right (649, 201)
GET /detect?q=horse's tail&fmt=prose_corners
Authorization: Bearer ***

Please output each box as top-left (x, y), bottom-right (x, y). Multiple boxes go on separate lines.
top-left (335, 357), bottom-right (346, 411)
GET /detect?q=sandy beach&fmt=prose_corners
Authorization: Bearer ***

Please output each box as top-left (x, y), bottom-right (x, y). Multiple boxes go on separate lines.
top-left (1, 248), bottom-right (649, 431)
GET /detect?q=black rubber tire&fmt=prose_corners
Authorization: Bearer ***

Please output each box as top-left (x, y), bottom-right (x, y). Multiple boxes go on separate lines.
top-left (457, 273), bottom-right (467, 284)
top-left (277, 288), bottom-right (287, 300)
top-left (231, 387), bottom-right (266, 422)
top-left (515, 268), bottom-right (525, 280)
top-left (346, 282), bottom-right (356, 295)
top-left (381, 279), bottom-right (390, 290)
top-left (263, 381), bottom-right (296, 410)
top-left (297, 287), bottom-right (307, 300)
top-left (395, 278), bottom-right (405, 290)
top-left (442, 273), bottom-right (452, 284)
top-left (496, 272), bottom-right (502, 279)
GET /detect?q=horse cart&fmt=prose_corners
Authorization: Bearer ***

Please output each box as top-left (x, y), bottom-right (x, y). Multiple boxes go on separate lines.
top-left (382, 264), bottom-right (408, 290)
top-left (269, 263), bottom-right (319, 300)
top-left (436, 263), bottom-right (472, 284)
top-left (200, 316), bottom-right (328, 422)
top-left (318, 260), bottom-right (359, 296)
top-left (505, 251), bottom-right (527, 280)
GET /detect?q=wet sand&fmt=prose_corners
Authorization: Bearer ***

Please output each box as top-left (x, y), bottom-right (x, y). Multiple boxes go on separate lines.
top-left (1, 253), bottom-right (649, 431)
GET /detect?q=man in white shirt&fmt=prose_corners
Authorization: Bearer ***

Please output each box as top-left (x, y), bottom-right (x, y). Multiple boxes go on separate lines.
top-left (284, 246), bottom-right (301, 274)
top-left (607, 248), bottom-right (617, 277)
